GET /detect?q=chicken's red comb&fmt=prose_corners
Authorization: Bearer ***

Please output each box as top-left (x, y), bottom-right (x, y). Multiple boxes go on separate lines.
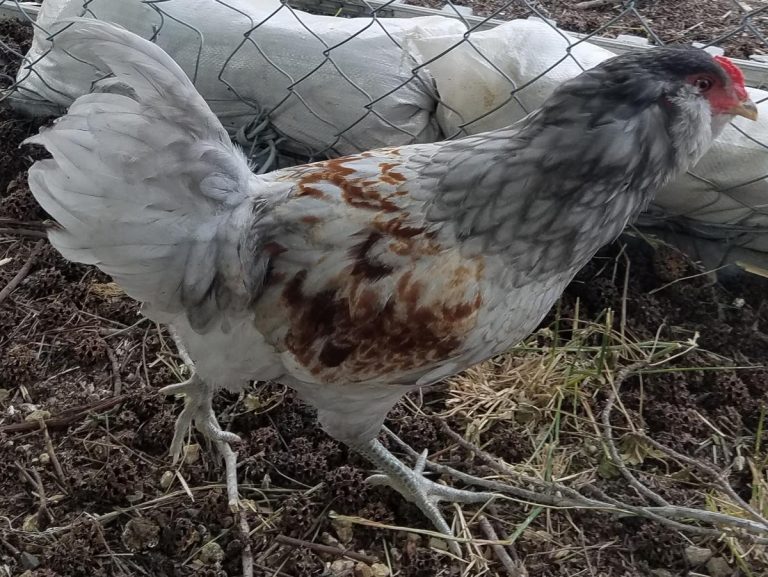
top-left (714, 55), bottom-right (748, 100)
top-left (714, 55), bottom-right (746, 87)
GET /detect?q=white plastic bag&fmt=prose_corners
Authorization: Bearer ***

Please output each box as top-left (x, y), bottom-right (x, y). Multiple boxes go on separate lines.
top-left (10, 0), bottom-right (466, 157)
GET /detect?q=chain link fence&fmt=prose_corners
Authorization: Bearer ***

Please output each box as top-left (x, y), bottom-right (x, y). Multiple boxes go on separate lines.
top-left (2, 0), bottom-right (768, 275)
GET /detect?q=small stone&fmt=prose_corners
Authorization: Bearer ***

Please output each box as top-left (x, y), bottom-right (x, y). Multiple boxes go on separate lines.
top-left (198, 541), bottom-right (225, 565)
top-left (371, 563), bottom-right (390, 577)
top-left (583, 442), bottom-right (599, 455)
top-left (428, 536), bottom-right (449, 551)
top-left (24, 409), bottom-right (50, 422)
top-left (159, 470), bottom-right (174, 489)
top-left (403, 532), bottom-right (420, 557)
top-left (19, 552), bottom-right (40, 570)
top-left (331, 516), bottom-right (354, 544)
top-left (126, 491), bottom-right (144, 504)
top-left (706, 557), bottom-right (731, 577)
top-left (22, 514), bottom-right (39, 532)
top-left (330, 559), bottom-right (355, 576)
top-left (321, 531), bottom-right (341, 547)
top-left (38, 452), bottom-right (50, 465)
top-left (121, 518), bottom-right (160, 552)
top-left (183, 443), bottom-right (201, 465)
top-left (243, 393), bottom-right (262, 412)
top-left (685, 545), bottom-right (712, 566)
top-left (354, 562), bottom-right (373, 577)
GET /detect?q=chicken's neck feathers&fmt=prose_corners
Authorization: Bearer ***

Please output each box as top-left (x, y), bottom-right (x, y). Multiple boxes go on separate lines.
top-left (418, 97), bottom-right (711, 284)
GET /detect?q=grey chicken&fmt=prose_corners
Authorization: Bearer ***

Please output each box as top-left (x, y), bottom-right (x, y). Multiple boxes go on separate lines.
top-left (26, 19), bottom-right (756, 546)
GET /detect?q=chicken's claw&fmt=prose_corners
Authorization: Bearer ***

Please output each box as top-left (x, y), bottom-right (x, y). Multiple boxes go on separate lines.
top-left (355, 439), bottom-right (496, 556)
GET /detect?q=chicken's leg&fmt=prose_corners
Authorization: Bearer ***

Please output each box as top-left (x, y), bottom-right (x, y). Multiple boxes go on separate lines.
top-left (351, 437), bottom-right (496, 556)
top-left (162, 332), bottom-right (242, 509)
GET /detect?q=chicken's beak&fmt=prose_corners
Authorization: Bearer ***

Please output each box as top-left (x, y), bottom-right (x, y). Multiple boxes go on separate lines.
top-left (729, 98), bottom-right (759, 121)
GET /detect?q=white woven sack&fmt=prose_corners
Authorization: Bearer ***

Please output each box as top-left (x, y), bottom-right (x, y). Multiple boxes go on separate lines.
top-left (10, 0), bottom-right (466, 157)
top-left (405, 18), bottom-right (614, 136)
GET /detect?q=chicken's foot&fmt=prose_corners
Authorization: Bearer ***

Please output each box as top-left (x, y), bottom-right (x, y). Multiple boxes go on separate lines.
top-left (161, 375), bottom-right (241, 509)
top-left (162, 331), bottom-right (242, 510)
top-left (353, 437), bottom-right (497, 556)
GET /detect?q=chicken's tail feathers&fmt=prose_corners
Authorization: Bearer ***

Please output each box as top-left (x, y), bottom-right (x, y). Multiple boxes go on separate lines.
top-left (25, 18), bottom-right (269, 331)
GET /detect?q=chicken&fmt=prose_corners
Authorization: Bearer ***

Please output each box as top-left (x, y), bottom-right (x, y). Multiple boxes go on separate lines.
top-left (26, 18), bottom-right (756, 548)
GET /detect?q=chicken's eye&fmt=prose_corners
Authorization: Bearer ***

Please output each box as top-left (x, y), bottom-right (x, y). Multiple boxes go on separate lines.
top-left (693, 77), bottom-right (714, 92)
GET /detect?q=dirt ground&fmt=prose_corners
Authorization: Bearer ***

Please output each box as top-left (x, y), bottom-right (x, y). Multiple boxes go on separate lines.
top-left (405, 0), bottom-right (768, 58)
top-left (2, 9), bottom-right (768, 577)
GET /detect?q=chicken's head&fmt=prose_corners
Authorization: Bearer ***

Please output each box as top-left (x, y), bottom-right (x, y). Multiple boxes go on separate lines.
top-left (551, 47), bottom-right (757, 170)
top-left (662, 51), bottom-right (757, 137)
top-left (655, 50), bottom-right (756, 166)
top-left (706, 55), bottom-right (756, 120)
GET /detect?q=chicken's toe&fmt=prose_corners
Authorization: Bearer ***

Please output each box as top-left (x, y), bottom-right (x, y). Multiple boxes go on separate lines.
top-left (353, 438), bottom-right (497, 556)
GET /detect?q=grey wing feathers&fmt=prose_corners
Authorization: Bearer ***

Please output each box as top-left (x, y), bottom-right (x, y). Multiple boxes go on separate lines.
top-left (25, 18), bottom-right (272, 331)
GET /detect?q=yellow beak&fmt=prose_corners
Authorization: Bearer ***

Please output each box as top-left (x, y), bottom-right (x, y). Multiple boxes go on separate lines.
top-left (729, 98), bottom-right (759, 121)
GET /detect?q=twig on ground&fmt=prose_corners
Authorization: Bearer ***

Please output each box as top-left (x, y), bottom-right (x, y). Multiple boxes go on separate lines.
top-left (40, 419), bottom-right (70, 493)
top-left (274, 534), bottom-right (378, 565)
top-left (239, 509), bottom-right (254, 577)
top-left (105, 343), bottom-right (123, 396)
top-left (634, 431), bottom-right (768, 527)
top-left (37, 484), bottom-right (285, 538)
top-left (16, 462), bottom-right (53, 527)
top-left (600, 361), bottom-right (672, 507)
top-left (0, 227), bottom-right (47, 238)
top-left (97, 318), bottom-right (149, 338)
top-left (0, 395), bottom-right (129, 434)
top-left (0, 239), bottom-right (44, 306)
top-left (487, 505), bottom-right (526, 570)
top-left (575, 0), bottom-right (622, 8)
top-left (0, 218), bottom-right (45, 227)
top-left (253, 563), bottom-right (296, 577)
top-left (0, 536), bottom-right (20, 556)
top-left (477, 515), bottom-right (525, 576)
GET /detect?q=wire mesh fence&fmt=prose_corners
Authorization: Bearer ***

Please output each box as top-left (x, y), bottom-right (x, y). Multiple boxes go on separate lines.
top-left (2, 0), bottom-right (768, 274)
